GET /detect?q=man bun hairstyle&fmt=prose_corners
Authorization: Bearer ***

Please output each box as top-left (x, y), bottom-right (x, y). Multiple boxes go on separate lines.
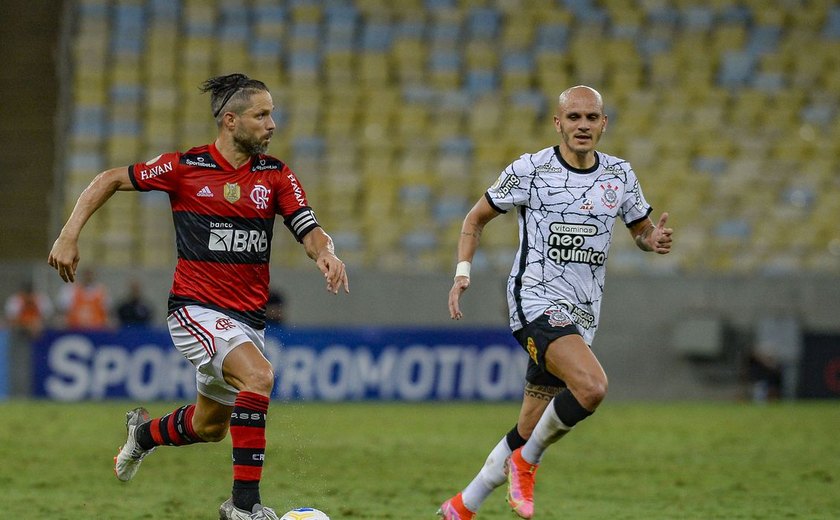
top-left (200, 73), bottom-right (269, 123)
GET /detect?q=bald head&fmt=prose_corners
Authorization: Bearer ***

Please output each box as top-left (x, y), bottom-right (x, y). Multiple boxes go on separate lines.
top-left (557, 85), bottom-right (603, 113)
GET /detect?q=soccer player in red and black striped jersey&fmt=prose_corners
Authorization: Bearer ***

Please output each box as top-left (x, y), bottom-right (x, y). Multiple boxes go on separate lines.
top-left (49, 73), bottom-right (349, 520)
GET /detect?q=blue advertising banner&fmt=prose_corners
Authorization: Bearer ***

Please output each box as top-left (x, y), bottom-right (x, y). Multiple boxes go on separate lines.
top-left (31, 327), bottom-right (528, 401)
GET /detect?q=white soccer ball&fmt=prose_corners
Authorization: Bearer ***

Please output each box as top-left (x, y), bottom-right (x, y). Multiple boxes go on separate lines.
top-left (280, 507), bottom-right (330, 520)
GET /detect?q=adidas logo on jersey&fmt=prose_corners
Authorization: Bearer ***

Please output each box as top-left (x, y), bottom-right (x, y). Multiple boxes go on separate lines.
top-left (197, 186), bottom-right (214, 198)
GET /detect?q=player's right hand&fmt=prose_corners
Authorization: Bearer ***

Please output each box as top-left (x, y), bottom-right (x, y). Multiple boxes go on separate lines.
top-left (448, 276), bottom-right (470, 320)
top-left (48, 236), bottom-right (80, 283)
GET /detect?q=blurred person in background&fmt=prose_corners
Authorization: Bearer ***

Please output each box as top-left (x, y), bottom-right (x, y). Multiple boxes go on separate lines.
top-left (115, 279), bottom-right (153, 328)
top-left (746, 313), bottom-right (802, 402)
top-left (4, 279), bottom-right (53, 396)
top-left (5, 279), bottom-right (53, 340)
top-left (440, 86), bottom-right (673, 520)
top-left (264, 287), bottom-right (286, 328)
top-left (48, 73), bottom-right (349, 520)
top-left (57, 267), bottom-right (111, 330)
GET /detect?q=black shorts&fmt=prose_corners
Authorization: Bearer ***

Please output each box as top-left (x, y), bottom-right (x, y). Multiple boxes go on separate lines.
top-left (513, 313), bottom-right (581, 387)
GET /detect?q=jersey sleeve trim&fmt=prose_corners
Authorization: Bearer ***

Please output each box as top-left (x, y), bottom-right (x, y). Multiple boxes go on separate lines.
top-left (624, 206), bottom-right (653, 228)
top-left (127, 165), bottom-right (149, 192)
top-left (484, 192), bottom-right (507, 214)
top-left (284, 206), bottom-right (320, 242)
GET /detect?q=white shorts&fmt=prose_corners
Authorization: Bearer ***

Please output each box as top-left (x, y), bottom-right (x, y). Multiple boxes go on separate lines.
top-left (168, 305), bottom-right (266, 406)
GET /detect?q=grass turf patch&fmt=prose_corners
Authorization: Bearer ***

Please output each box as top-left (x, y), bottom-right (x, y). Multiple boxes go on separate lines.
top-left (0, 400), bottom-right (836, 519)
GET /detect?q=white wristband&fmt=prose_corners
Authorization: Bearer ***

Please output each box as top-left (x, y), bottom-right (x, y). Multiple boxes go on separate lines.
top-left (454, 261), bottom-right (471, 279)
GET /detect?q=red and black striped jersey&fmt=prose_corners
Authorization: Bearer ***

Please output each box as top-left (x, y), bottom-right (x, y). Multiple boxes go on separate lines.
top-left (128, 143), bottom-right (320, 329)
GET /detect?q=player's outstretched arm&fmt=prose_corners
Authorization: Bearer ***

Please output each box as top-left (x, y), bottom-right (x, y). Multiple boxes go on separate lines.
top-left (302, 227), bottom-right (349, 295)
top-left (48, 167), bottom-right (135, 283)
top-left (449, 196), bottom-right (501, 320)
top-left (630, 212), bottom-right (673, 254)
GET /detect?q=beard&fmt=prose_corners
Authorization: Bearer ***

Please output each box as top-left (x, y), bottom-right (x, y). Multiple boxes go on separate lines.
top-left (233, 129), bottom-right (271, 156)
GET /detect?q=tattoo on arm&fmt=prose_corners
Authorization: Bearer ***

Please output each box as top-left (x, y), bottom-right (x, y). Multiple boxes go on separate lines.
top-left (461, 230), bottom-right (481, 239)
top-left (524, 383), bottom-right (562, 401)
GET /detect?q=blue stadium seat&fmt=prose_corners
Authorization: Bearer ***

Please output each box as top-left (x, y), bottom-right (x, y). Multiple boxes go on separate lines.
top-left (424, 0), bottom-right (454, 12)
top-left (430, 20), bottom-right (461, 47)
top-left (467, 7), bottom-right (501, 41)
top-left (681, 5), bottom-right (715, 32)
top-left (823, 6), bottom-right (840, 38)
top-left (250, 38), bottom-right (283, 58)
top-left (535, 24), bottom-right (569, 53)
top-left (746, 25), bottom-right (781, 55)
top-left (361, 22), bottom-right (392, 51)
top-left (719, 4), bottom-right (752, 25)
top-left (718, 51), bottom-right (756, 88)
top-left (465, 69), bottom-right (497, 96)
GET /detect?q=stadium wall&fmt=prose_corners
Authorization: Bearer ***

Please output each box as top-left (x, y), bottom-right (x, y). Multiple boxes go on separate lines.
top-left (1, 262), bottom-right (838, 401)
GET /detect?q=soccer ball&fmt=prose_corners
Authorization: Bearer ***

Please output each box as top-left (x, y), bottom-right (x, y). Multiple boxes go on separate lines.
top-left (280, 507), bottom-right (330, 520)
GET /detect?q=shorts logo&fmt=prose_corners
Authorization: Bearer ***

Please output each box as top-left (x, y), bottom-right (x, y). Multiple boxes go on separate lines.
top-left (215, 318), bottom-right (235, 331)
top-left (224, 182), bottom-right (241, 203)
top-left (556, 299), bottom-right (595, 329)
top-left (600, 182), bottom-right (619, 209)
top-left (544, 308), bottom-right (573, 328)
top-left (526, 337), bottom-right (539, 364)
top-left (250, 184), bottom-right (271, 210)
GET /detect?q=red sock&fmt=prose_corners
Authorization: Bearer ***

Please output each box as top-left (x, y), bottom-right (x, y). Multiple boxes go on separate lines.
top-left (230, 391), bottom-right (270, 511)
top-left (145, 404), bottom-right (201, 447)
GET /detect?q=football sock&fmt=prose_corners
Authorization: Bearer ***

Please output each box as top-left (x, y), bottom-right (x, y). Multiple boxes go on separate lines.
top-left (506, 424), bottom-right (528, 451)
top-left (135, 404), bottom-right (201, 449)
top-left (521, 391), bottom-right (592, 464)
top-left (552, 388), bottom-right (593, 427)
top-left (230, 391), bottom-right (270, 512)
top-left (461, 424), bottom-right (526, 512)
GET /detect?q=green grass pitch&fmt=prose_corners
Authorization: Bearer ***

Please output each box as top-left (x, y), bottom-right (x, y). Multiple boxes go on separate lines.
top-left (0, 400), bottom-right (837, 519)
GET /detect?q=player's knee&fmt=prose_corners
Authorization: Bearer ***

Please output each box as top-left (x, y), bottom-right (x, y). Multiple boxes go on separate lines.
top-left (241, 365), bottom-right (276, 396)
top-left (577, 374), bottom-right (608, 410)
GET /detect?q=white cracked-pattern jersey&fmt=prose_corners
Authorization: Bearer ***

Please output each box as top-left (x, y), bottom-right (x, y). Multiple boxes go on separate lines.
top-left (485, 145), bottom-right (652, 345)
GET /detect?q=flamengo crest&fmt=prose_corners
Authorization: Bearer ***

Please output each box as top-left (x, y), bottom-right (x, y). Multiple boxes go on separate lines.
top-left (250, 184), bottom-right (271, 210)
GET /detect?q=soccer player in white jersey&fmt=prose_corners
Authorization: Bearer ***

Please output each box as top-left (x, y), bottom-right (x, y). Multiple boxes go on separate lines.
top-left (438, 86), bottom-right (673, 520)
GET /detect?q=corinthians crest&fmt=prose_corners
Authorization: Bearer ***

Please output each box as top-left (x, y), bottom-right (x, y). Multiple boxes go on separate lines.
top-left (599, 182), bottom-right (618, 209)
top-left (224, 182), bottom-right (241, 203)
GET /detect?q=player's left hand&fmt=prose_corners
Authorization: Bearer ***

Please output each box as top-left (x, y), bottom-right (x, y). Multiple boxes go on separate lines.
top-left (48, 235), bottom-right (81, 283)
top-left (316, 252), bottom-right (349, 294)
top-left (649, 212), bottom-right (673, 254)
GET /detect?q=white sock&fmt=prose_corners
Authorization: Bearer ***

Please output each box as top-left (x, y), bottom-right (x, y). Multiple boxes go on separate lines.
top-left (521, 400), bottom-right (572, 465)
top-left (461, 436), bottom-right (511, 512)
